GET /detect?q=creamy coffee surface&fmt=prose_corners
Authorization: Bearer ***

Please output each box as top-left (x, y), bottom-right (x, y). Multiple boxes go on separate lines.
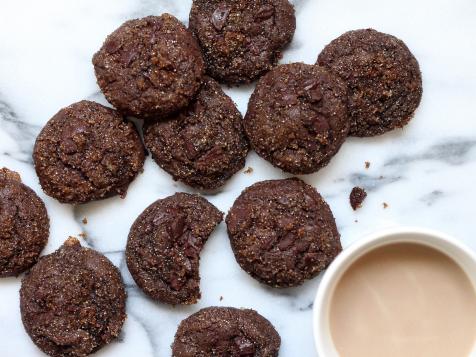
top-left (330, 243), bottom-right (476, 357)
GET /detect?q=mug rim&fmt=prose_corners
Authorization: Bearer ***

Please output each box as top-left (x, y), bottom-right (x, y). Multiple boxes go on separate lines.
top-left (312, 226), bottom-right (476, 356)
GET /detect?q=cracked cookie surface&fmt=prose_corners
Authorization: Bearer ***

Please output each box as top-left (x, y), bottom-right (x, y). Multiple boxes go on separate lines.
top-left (317, 29), bottom-right (422, 136)
top-left (244, 63), bottom-right (349, 174)
top-left (33, 100), bottom-right (144, 204)
top-left (226, 178), bottom-right (341, 287)
top-left (172, 306), bottom-right (280, 357)
top-left (189, 0), bottom-right (295, 85)
top-left (0, 168), bottom-right (49, 277)
top-left (126, 193), bottom-right (223, 305)
top-left (20, 238), bottom-right (126, 357)
top-left (144, 77), bottom-right (249, 189)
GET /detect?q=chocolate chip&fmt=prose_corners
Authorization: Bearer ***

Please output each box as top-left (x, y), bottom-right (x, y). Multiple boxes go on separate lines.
top-left (282, 93), bottom-right (298, 106)
top-left (312, 116), bottom-right (330, 134)
top-left (121, 49), bottom-right (136, 67)
top-left (278, 233), bottom-right (295, 250)
top-left (104, 39), bottom-right (122, 54)
top-left (234, 336), bottom-right (255, 356)
top-left (170, 276), bottom-right (183, 291)
top-left (308, 88), bottom-right (323, 102)
top-left (255, 5), bottom-right (275, 21)
top-left (211, 5), bottom-right (231, 31)
top-left (169, 215), bottom-right (186, 239)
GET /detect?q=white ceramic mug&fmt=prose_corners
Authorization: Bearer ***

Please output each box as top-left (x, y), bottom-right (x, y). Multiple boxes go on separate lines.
top-left (313, 227), bottom-right (476, 357)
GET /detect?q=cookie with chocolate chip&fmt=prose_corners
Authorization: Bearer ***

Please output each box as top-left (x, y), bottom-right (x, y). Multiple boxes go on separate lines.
top-left (317, 29), bottom-right (423, 136)
top-left (20, 237), bottom-right (126, 357)
top-left (189, 0), bottom-right (295, 85)
top-left (33, 100), bottom-right (145, 204)
top-left (172, 307), bottom-right (280, 356)
top-left (226, 178), bottom-right (341, 287)
top-left (0, 168), bottom-right (49, 277)
top-left (144, 77), bottom-right (249, 189)
top-left (93, 14), bottom-right (205, 118)
top-left (244, 63), bottom-right (349, 174)
top-left (126, 193), bottom-right (223, 305)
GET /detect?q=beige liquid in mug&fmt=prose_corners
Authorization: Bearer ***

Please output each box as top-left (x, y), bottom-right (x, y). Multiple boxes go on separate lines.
top-left (330, 243), bottom-right (476, 357)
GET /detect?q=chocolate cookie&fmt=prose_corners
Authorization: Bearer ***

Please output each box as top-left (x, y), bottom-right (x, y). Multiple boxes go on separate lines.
top-left (93, 15), bottom-right (205, 119)
top-left (0, 168), bottom-right (49, 277)
top-left (20, 237), bottom-right (126, 357)
top-left (33, 100), bottom-right (145, 204)
top-left (226, 178), bottom-right (341, 287)
top-left (189, 0), bottom-right (296, 85)
top-left (126, 193), bottom-right (223, 305)
top-left (244, 63), bottom-right (349, 174)
top-left (317, 29), bottom-right (423, 136)
top-left (144, 77), bottom-right (249, 189)
top-left (172, 307), bottom-right (280, 356)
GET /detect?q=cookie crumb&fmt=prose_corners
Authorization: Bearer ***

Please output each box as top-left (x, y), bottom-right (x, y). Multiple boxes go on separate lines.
top-left (78, 232), bottom-right (87, 239)
top-left (383, 202), bottom-right (389, 209)
top-left (244, 167), bottom-right (253, 174)
top-left (82, 217), bottom-right (88, 225)
top-left (350, 187), bottom-right (367, 210)
top-left (365, 161), bottom-right (370, 169)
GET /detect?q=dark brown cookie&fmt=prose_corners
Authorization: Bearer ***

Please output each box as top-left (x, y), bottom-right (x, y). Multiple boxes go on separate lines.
top-left (172, 306), bottom-right (280, 356)
top-left (93, 14), bottom-right (205, 119)
top-left (20, 237), bottom-right (126, 357)
top-left (126, 193), bottom-right (223, 305)
top-left (317, 29), bottom-right (423, 136)
top-left (144, 77), bottom-right (249, 189)
top-left (0, 168), bottom-right (49, 277)
top-left (33, 100), bottom-right (145, 204)
top-left (189, 0), bottom-right (295, 85)
top-left (226, 178), bottom-right (341, 287)
top-left (244, 63), bottom-right (349, 174)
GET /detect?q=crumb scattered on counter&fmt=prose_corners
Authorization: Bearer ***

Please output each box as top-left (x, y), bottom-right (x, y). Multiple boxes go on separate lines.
top-left (379, 175), bottom-right (384, 180)
top-left (365, 161), bottom-right (370, 169)
top-left (383, 202), bottom-right (389, 209)
top-left (82, 217), bottom-right (88, 225)
top-left (354, 219), bottom-right (358, 223)
top-left (350, 187), bottom-right (367, 210)
top-left (244, 167), bottom-right (253, 174)
top-left (219, 296), bottom-right (223, 301)
top-left (79, 232), bottom-right (87, 239)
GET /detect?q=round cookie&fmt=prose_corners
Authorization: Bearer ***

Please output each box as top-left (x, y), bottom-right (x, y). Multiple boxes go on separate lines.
top-left (144, 77), bottom-right (249, 189)
top-left (0, 168), bottom-right (49, 277)
top-left (226, 178), bottom-right (341, 287)
top-left (126, 193), bottom-right (223, 305)
top-left (189, 0), bottom-right (296, 85)
top-left (33, 100), bottom-right (145, 204)
top-left (172, 306), bottom-right (280, 356)
top-left (317, 28), bottom-right (423, 137)
top-left (20, 237), bottom-right (126, 357)
top-left (244, 63), bottom-right (349, 175)
top-left (93, 14), bottom-right (205, 119)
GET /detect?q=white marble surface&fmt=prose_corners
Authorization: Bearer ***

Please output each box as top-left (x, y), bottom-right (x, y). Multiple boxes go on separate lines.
top-left (1, 0), bottom-right (476, 356)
